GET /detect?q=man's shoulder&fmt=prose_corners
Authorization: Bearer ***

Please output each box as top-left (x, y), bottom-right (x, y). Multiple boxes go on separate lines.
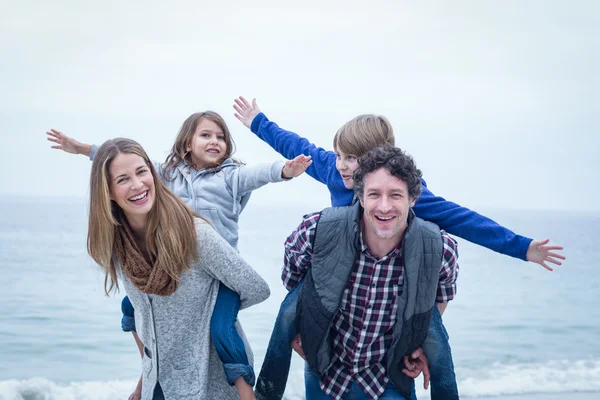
top-left (440, 230), bottom-right (459, 260)
top-left (319, 203), bottom-right (360, 223)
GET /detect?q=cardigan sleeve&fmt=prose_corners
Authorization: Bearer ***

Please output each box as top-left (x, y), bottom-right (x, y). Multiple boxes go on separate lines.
top-left (195, 221), bottom-right (270, 310)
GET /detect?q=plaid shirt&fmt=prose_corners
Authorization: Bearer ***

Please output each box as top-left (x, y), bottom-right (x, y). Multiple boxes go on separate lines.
top-left (283, 212), bottom-right (459, 400)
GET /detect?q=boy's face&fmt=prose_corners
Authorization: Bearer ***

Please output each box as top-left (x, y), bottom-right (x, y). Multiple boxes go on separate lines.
top-left (335, 148), bottom-right (359, 189)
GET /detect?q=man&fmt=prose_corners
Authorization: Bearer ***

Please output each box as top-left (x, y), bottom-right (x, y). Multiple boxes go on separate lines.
top-left (283, 146), bottom-right (459, 400)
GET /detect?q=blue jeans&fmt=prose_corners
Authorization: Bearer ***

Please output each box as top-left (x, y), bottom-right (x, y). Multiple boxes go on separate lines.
top-left (211, 283), bottom-right (255, 386)
top-left (256, 281), bottom-right (458, 400)
top-left (304, 364), bottom-right (412, 399)
top-left (255, 280), bottom-right (303, 400)
top-left (152, 382), bottom-right (165, 400)
top-left (121, 296), bottom-right (136, 332)
top-left (422, 306), bottom-right (459, 400)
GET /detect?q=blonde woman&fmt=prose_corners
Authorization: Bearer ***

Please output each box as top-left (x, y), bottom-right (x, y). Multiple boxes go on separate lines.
top-left (87, 137), bottom-right (269, 399)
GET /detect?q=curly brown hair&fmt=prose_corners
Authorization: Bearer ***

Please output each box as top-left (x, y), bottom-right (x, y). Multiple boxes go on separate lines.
top-left (353, 145), bottom-right (423, 201)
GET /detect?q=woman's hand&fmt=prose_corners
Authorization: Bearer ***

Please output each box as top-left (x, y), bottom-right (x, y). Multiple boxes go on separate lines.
top-left (233, 96), bottom-right (261, 129)
top-left (282, 154), bottom-right (312, 179)
top-left (128, 375), bottom-right (142, 400)
top-left (46, 129), bottom-right (91, 156)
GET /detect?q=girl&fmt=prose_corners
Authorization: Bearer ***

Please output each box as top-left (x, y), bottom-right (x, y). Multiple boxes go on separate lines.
top-left (47, 111), bottom-right (311, 400)
top-left (86, 137), bottom-right (269, 399)
top-left (232, 96), bottom-right (565, 400)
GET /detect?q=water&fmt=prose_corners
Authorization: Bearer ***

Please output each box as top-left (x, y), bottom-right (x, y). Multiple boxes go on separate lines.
top-left (1, 196), bottom-right (599, 400)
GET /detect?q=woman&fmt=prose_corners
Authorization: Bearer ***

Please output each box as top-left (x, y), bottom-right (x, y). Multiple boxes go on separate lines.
top-left (87, 137), bottom-right (270, 399)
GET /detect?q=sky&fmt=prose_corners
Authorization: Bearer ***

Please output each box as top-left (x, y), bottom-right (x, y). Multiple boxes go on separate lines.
top-left (1, 0), bottom-right (598, 211)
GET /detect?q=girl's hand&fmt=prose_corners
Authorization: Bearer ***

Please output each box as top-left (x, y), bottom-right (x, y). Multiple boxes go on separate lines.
top-left (46, 129), bottom-right (86, 155)
top-left (233, 96), bottom-right (261, 129)
top-left (282, 154), bottom-right (312, 179)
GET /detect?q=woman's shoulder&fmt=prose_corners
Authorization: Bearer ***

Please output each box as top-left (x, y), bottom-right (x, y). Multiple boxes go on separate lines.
top-left (193, 218), bottom-right (221, 243)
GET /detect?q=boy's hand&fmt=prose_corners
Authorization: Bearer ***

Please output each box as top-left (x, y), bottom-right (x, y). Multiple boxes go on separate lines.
top-left (526, 239), bottom-right (565, 271)
top-left (233, 96), bottom-right (261, 129)
top-left (282, 155), bottom-right (312, 179)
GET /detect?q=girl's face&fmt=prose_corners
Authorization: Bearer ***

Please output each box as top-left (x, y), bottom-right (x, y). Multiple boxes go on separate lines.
top-left (109, 153), bottom-right (155, 228)
top-left (188, 118), bottom-right (227, 170)
top-left (335, 148), bottom-right (359, 189)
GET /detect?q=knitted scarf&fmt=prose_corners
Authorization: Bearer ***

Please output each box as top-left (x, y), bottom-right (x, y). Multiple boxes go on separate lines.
top-left (114, 220), bottom-right (178, 296)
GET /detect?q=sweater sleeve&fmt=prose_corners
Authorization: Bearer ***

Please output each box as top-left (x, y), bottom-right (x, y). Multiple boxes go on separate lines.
top-left (413, 179), bottom-right (533, 261)
top-left (234, 161), bottom-right (289, 196)
top-left (250, 112), bottom-right (338, 186)
top-left (195, 221), bottom-right (270, 310)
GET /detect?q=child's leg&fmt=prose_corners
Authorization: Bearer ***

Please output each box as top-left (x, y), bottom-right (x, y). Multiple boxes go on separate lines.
top-left (421, 305), bottom-right (459, 400)
top-left (255, 280), bottom-right (303, 400)
top-left (210, 283), bottom-right (255, 386)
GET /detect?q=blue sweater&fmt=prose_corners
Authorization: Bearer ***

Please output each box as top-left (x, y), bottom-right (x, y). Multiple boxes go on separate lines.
top-left (251, 112), bottom-right (532, 260)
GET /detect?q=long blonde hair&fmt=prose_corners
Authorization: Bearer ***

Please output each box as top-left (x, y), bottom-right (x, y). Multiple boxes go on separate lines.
top-left (162, 111), bottom-right (237, 180)
top-left (87, 138), bottom-right (199, 295)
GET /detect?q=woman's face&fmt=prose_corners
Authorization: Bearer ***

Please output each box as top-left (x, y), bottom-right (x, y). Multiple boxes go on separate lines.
top-left (109, 152), bottom-right (155, 228)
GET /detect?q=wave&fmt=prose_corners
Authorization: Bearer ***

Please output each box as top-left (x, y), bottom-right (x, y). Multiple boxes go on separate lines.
top-left (451, 359), bottom-right (600, 398)
top-left (1, 359), bottom-right (599, 400)
top-left (0, 378), bottom-right (136, 400)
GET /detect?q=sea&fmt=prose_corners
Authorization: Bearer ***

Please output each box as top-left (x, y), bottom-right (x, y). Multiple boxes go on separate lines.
top-left (1, 196), bottom-right (599, 400)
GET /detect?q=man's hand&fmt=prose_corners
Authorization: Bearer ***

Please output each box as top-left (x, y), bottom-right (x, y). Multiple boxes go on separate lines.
top-left (291, 333), bottom-right (306, 360)
top-left (402, 347), bottom-right (430, 389)
top-left (282, 154), bottom-right (312, 178)
top-left (233, 96), bottom-right (261, 129)
top-left (526, 239), bottom-right (566, 271)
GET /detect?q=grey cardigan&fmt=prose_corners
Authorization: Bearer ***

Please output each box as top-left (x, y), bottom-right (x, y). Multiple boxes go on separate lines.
top-left (118, 219), bottom-right (270, 400)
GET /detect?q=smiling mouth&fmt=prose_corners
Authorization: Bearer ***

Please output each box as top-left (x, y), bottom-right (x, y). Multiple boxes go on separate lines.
top-left (375, 215), bottom-right (395, 222)
top-left (207, 149), bottom-right (220, 154)
top-left (128, 190), bottom-right (148, 203)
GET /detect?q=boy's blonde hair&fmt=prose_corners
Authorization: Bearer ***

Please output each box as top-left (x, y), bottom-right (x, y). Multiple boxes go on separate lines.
top-left (333, 114), bottom-right (395, 157)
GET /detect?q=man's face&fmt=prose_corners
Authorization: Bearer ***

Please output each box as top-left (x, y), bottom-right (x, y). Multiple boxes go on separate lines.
top-left (360, 168), bottom-right (416, 241)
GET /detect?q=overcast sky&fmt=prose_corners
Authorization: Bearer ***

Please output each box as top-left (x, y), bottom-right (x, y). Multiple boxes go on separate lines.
top-left (1, 0), bottom-right (598, 211)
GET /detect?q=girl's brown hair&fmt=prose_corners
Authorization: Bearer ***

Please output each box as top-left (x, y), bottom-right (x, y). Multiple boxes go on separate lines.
top-left (162, 111), bottom-right (236, 180)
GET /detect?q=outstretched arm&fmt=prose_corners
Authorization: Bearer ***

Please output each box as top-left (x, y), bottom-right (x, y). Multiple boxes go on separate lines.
top-left (414, 182), bottom-right (565, 270)
top-left (47, 130), bottom-right (165, 175)
top-left (233, 154), bottom-right (311, 197)
top-left (233, 96), bottom-right (338, 186)
top-left (46, 129), bottom-right (92, 157)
